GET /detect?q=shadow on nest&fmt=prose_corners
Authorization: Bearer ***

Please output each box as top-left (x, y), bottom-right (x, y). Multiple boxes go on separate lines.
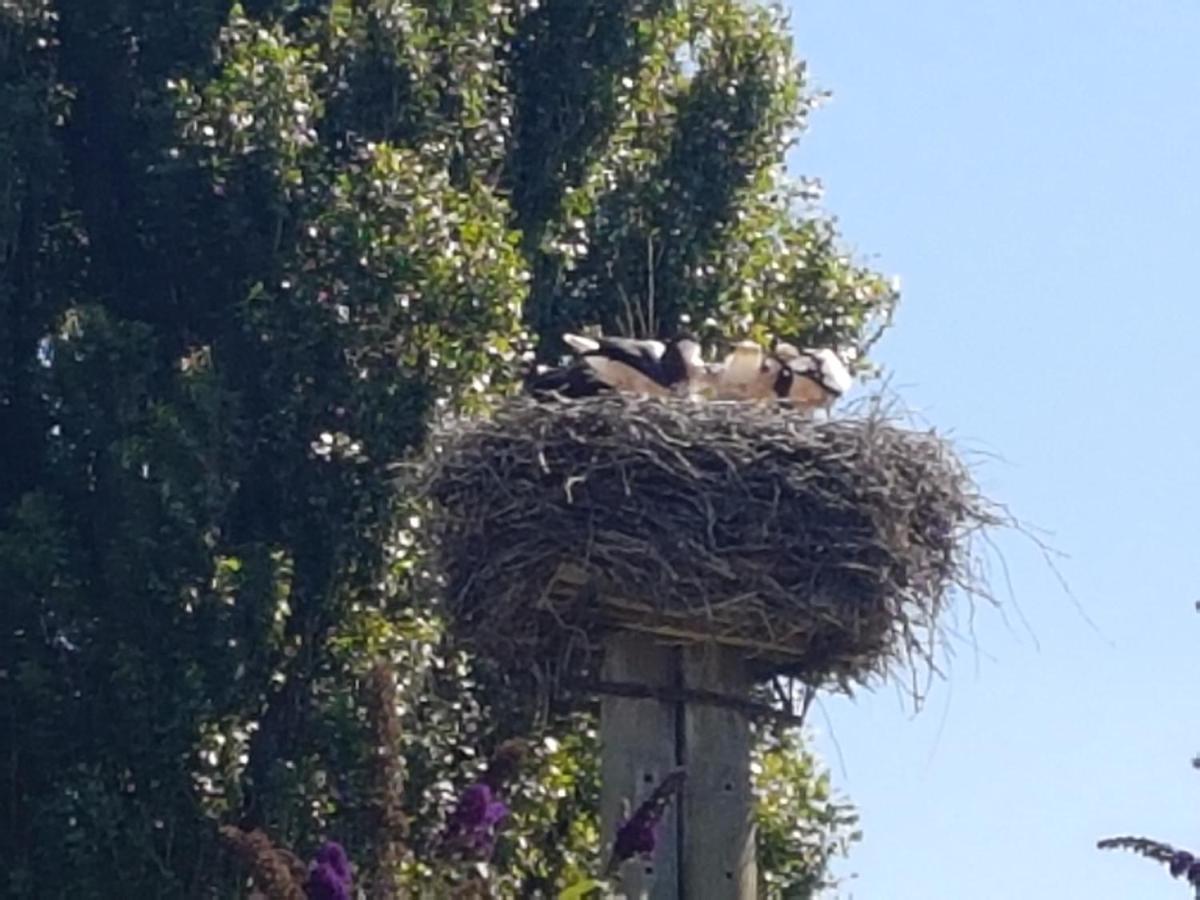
top-left (413, 395), bottom-right (1002, 690)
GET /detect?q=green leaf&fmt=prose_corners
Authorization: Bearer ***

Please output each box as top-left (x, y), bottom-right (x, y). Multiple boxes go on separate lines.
top-left (558, 878), bottom-right (604, 900)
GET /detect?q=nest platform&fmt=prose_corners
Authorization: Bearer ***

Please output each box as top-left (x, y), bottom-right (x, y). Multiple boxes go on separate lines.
top-left (416, 396), bottom-right (997, 687)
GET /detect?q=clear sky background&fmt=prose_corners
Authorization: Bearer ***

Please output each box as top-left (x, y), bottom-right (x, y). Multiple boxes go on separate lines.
top-left (784, 2), bottom-right (1200, 898)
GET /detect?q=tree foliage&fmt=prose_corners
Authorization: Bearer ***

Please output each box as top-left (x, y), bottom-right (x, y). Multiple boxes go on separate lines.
top-left (1, 0), bottom-right (888, 896)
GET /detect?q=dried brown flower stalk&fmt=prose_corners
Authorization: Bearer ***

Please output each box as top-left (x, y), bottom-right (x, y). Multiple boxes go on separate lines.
top-left (362, 663), bottom-right (411, 897)
top-left (218, 825), bottom-right (307, 900)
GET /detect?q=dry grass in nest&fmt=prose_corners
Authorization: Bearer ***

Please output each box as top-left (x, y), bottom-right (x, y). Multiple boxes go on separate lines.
top-left (412, 395), bottom-right (1002, 690)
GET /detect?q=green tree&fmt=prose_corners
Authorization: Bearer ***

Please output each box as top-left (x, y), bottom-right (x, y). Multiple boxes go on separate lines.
top-left (1, 0), bottom-right (888, 896)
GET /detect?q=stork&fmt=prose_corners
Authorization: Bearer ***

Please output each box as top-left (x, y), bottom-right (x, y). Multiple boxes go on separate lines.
top-left (562, 332), bottom-right (716, 397)
top-left (713, 340), bottom-right (774, 401)
top-left (526, 333), bottom-right (716, 400)
top-left (772, 343), bottom-right (854, 412)
top-left (523, 362), bottom-right (611, 399)
top-left (661, 334), bottom-right (722, 398)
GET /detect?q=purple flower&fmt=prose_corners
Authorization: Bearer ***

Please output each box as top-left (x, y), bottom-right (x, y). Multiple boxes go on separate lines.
top-left (441, 782), bottom-right (509, 859)
top-left (606, 770), bottom-right (685, 873)
top-left (305, 863), bottom-right (351, 900)
top-left (1170, 851), bottom-right (1194, 877)
top-left (304, 841), bottom-right (351, 900)
top-left (613, 812), bottom-right (658, 862)
top-left (314, 841), bottom-right (351, 886)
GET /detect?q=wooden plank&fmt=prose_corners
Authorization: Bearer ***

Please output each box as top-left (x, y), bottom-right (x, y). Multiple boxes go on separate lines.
top-left (680, 643), bottom-right (757, 899)
top-left (600, 632), bottom-right (680, 899)
top-left (542, 562), bottom-right (820, 668)
top-left (594, 597), bottom-right (809, 664)
top-left (566, 677), bottom-right (804, 727)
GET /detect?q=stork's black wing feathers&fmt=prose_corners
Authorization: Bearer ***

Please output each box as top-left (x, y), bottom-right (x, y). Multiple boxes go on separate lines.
top-left (657, 334), bottom-right (702, 387)
top-left (523, 364), bottom-right (612, 399)
top-left (577, 337), bottom-right (664, 382)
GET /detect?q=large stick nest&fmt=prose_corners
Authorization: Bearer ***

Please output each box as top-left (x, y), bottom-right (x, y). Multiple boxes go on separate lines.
top-left (414, 396), bottom-right (1000, 687)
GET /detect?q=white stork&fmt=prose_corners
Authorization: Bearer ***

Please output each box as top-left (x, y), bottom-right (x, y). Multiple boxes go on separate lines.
top-left (526, 332), bottom-right (716, 399)
top-left (772, 343), bottom-right (854, 412)
top-left (713, 340), bottom-right (775, 401)
top-left (561, 332), bottom-right (717, 397)
top-left (561, 333), bottom-right (672, 397)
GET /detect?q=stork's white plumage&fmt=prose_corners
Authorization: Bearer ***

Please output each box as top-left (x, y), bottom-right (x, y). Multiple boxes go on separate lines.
top-left (561, 333), bottom-right (600, 355)
top-left (722, 340), bottom-right (765, 381)
top-left (714, 340), bottom-right (776, 400)
top-left (563, 333), bottom-right (667, 360)
top-left (774, 343), bottom-right (854, 411)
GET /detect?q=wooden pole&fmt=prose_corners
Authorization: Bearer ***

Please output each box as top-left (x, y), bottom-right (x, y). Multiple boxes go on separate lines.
top-left (599, 634), bottom-right (757, 899)
top-left (679, 644), bottom-right (757, 899)
top-left (600, 632), bottom-right (680, 899)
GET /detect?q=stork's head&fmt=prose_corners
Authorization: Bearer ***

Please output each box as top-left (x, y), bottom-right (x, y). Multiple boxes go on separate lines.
top-left (773, 341), bottom-right (803, 365)
top-left (770, 342), bottom-right (854, 411)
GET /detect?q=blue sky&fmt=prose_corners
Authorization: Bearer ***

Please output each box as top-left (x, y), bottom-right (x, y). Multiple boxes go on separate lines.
top-left (784, 2), bottom-right (1200, 897)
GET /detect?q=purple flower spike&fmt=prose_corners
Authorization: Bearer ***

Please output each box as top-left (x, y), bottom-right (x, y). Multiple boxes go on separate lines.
top-left (441, 782), bottom-right (510, 860)
top-left (1170, 851), bottom-right (1194, 877)
top-left (315, 841), bottom-right (351, 885)
top-left (458, 784), bottom-right (492, 823)
top-left (613, 814), bottom-right (658, 861)
top-left (607, 769), bottom-right (686, 873)
top-left (305, 862), bottom-right (351, 900)
top-left (304, 840), bottom-right (351, 900)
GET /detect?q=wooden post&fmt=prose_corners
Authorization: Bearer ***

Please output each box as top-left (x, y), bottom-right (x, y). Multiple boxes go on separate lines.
top-left (680, 644), bottom-right (757, 899)
top-left (600, 634), bottom-right (757, 899)
top-left (600, 632), bottom-right (680, 899)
